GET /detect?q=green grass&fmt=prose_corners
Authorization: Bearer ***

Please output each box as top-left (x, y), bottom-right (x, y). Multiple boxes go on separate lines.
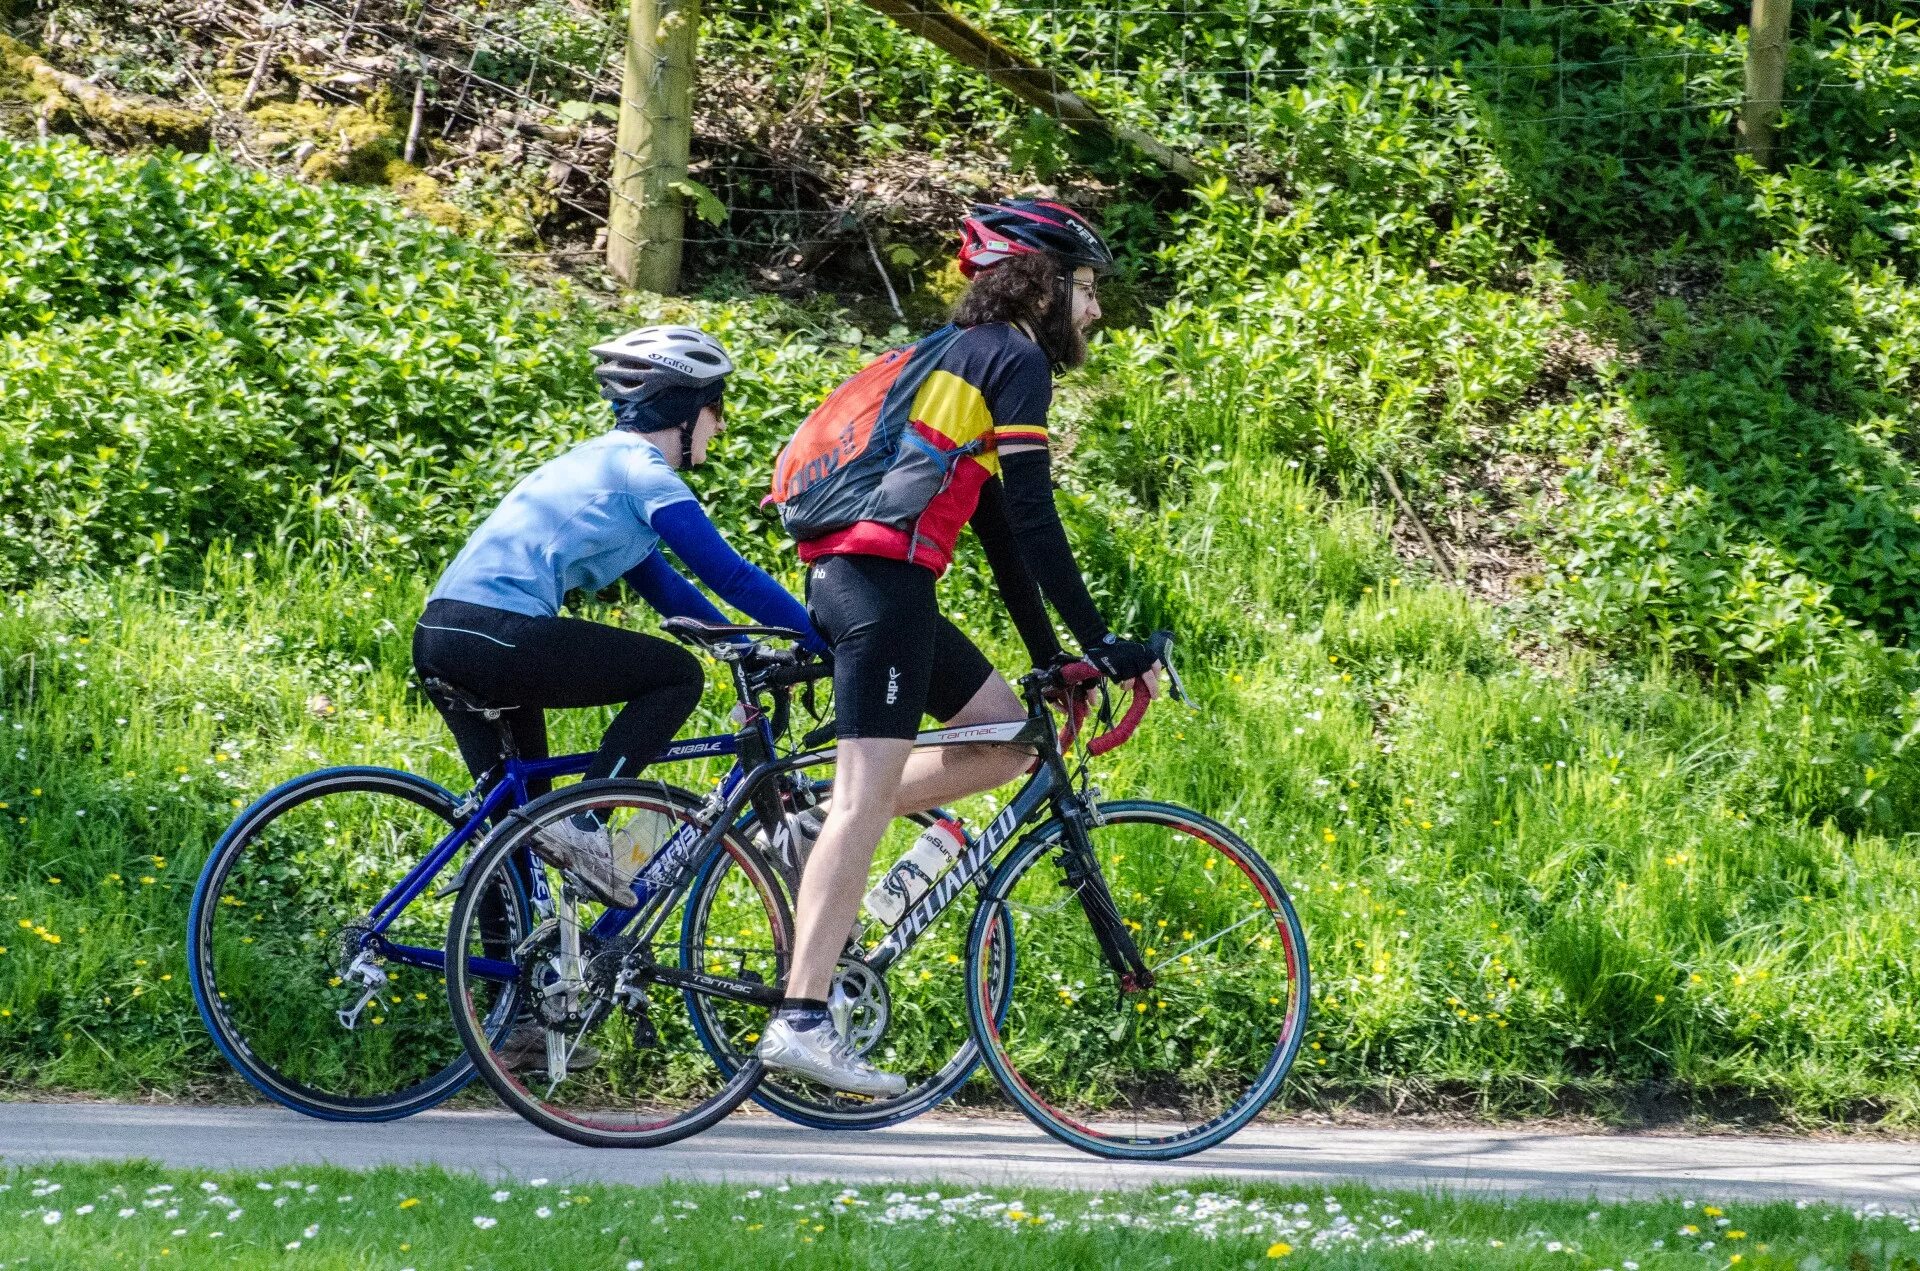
top-left (3, 1161), bottom-right (1917, 1269)
top-left (8, 533), bottom-right (1920, 1120)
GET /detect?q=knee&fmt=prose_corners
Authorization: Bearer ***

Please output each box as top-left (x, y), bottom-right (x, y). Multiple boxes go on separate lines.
top-left (661, 646), bottom-right (706, 712)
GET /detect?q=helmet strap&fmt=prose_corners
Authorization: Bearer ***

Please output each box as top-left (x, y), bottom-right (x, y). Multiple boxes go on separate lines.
top-left (677, 414), bottom-right (699, 467)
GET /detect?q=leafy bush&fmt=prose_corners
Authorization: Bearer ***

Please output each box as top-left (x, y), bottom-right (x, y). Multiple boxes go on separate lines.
top-left (0, 138), bottom-right (595, 585)
top-left (6, 0), bottom-right (1920, 1119)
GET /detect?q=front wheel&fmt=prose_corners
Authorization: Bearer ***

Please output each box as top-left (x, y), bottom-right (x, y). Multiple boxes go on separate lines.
top-left (446, 779), bottom-right (787, 1149)
top-left (965, 800), bottom-right (1309, 1160)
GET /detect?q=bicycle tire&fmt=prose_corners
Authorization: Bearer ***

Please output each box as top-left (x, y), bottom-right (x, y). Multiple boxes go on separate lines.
top-left (187, 766), bottom-right (530, 1121)
top-left (682, 809), bottom-right (1013, 1130)
top-left (445, 778), bottom-right (784, 1149)
top-left (964, 799), bottom-right (1309, 1160)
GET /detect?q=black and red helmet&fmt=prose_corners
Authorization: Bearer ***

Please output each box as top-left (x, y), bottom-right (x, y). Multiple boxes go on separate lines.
top-left (957, 199), bottom-right (1114, 279)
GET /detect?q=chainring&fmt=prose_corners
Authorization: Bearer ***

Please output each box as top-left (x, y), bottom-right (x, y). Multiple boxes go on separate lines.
top-left (830, 958), bottom-right (891, 1058)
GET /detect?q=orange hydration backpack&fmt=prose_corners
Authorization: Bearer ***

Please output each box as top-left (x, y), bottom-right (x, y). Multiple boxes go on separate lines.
top-left (769, 324), bottom-right (969, 543)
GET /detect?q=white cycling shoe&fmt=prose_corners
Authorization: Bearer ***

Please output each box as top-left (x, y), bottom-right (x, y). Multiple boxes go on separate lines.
top-left (756, 1017), bottom-right (906, 1098)
top-left (531, 818), bottom-right (636, 908)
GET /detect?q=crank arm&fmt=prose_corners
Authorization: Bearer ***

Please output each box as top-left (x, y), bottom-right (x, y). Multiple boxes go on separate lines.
top-left (644, 964), bottom-right (782, 1007)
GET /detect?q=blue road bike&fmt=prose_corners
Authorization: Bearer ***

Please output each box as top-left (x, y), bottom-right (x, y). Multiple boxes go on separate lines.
top-left (186, 651), bottom-right (970, 1125)
top-left (186, 687), bottom-right (761, 1122)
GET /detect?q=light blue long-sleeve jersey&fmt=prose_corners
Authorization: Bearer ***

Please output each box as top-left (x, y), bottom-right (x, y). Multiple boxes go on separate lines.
top-left (429, 431), bottom-right (702, 617)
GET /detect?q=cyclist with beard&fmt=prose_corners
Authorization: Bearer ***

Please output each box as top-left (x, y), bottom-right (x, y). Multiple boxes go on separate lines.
top-left (756, 200), bottom-right (1162, 1095)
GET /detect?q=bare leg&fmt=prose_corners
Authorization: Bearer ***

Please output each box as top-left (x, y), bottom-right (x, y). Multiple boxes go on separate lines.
top-left (786, 737), bottom-right (913, 1001)
top-left (787, 674), bottom-right (1032, 1001)
top-left (890, 671), bottom-right (1032, 814)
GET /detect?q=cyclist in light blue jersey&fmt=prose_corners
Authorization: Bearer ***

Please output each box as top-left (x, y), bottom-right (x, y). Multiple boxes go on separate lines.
top-left (413, 326), bottom-right (823, 908)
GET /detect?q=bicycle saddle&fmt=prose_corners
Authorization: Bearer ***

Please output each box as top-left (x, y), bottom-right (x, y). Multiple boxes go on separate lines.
top-left (421, 677), bottom-right (518, 718)
top-left (660, 616), bottom-right (810, 648)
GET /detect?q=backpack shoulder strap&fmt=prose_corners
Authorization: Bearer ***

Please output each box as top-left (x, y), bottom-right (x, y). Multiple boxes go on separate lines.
top-left (874, 323), bottom-right (968, 430)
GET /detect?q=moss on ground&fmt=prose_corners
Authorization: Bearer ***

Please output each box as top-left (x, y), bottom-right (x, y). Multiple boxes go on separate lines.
top-left (0, 33), bottom-right (208, 149)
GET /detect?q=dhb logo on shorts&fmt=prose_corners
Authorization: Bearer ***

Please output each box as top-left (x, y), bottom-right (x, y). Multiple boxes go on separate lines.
top-left (886, 665), bottom-right (900, 706)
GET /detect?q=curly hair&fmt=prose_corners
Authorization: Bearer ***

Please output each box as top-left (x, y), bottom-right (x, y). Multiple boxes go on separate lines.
top-left (950, 252), bottom-right (1087, 370)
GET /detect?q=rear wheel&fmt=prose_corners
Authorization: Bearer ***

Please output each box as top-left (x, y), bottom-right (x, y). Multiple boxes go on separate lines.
top-left (187, 767), bottom-right (528, 1120)
top-left (446, 779), bottom-right (787, 1148)
top-left (684, 810), bottom-right (1011, 1129)
top-left (966, 800), bottom-right (1309, 1159)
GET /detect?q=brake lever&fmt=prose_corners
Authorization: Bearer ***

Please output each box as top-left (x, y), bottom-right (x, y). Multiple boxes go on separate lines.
top-left (1148, 630), bottom-right (1195, 708)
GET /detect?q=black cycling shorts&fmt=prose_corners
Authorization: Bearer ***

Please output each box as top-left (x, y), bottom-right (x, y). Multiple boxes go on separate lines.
top-left (805, 553), bottom-right (995, 741)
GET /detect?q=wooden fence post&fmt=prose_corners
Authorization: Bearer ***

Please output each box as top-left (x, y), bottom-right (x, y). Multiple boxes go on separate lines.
top-left (608, 0), bottom-right (699, 292)
top-left (1739, 0), bottom-right (1792, 168)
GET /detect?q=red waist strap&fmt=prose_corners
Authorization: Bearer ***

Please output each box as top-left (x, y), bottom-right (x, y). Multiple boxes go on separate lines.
top-left (797, 522), bottom-right (952, 575)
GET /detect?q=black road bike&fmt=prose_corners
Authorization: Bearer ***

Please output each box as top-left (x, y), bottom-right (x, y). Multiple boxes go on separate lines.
top-left (442, 619), bottom-right (1310, 1160)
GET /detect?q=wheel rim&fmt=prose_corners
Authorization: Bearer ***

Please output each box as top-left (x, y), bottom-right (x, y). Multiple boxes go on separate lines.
top-left (970, 803), bottom-right (1308, 1156)
top-left (192, 773), bottom-right (522, 1116)
top-left (447, 783), bottom-right (780, 1146)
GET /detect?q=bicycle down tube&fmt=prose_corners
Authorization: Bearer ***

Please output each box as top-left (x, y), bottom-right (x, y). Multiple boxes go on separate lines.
top-left (356, 733), bottom-right (741, 980)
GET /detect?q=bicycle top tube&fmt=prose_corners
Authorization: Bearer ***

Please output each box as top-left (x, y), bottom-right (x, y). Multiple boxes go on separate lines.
top-left (502, 732), bottom-right (739, 790)
top-left (359, 731), bottom-right (743, 952)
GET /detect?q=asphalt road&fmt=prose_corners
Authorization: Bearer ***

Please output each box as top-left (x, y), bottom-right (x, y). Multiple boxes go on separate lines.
top-left (2, 1102), bottom-right (1915, 1205)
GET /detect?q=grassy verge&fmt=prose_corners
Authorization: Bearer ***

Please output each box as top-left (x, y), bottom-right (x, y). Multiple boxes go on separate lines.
top-left (2, 1161), bottom-right (1914, 1269)
top-left (9, 536), bottom-right (1920, 1119)
top-left (1, 6), bottom-right (1918, 1123)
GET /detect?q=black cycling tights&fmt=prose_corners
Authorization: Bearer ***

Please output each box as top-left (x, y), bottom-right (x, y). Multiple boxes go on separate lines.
top-left (412, 598), bottom-right (704, 799)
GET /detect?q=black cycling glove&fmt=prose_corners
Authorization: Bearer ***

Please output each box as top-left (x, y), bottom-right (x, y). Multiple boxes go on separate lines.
top-left (1085, 634), bottom-right (1157, 681)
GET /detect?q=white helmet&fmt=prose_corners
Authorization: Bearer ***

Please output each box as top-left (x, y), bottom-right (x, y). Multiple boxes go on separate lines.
top-left (590, 325), bottom-right (733, 401)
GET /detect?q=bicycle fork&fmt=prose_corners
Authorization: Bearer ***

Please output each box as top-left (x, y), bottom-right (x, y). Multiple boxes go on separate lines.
top-left (1055, 813), bottom-right (1154, 995)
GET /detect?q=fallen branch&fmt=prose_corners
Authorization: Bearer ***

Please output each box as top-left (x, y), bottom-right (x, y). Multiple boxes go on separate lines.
top-left (1376, 464), bottom-right (1458, 584)
top-left (237, 36), bottom-right (276, 112)
top-left (857, 0), bottom-right (1206, 185)
top-left (2, 37), bottom-right (211, 149)
top-left (403, 73), bottom-right (427, 165)
top-left (862, 223), bottom-right (905, 320)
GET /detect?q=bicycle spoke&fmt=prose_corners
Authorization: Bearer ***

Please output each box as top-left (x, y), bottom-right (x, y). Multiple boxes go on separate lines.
top-left (190, 771), bottom-right (528, 1119)
top-left (1147, 911), bottom-right (1266, 974)
top-left (969, 801), bottom-right (1309, 1159)
top-left (686, 811), bottom-right (1010, 1129)
top-left (445, 780), bottom-right (780, 1148)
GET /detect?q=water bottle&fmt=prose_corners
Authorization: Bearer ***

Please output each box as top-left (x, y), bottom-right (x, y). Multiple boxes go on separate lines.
top-left (864, 818), bottom-right (967, 927)
top-left (611, 809), bottom-right (675, 886)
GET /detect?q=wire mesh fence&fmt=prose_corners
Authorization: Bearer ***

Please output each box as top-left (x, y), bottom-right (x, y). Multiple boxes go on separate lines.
top-left (169, 0), bottom-right (1896, 284)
